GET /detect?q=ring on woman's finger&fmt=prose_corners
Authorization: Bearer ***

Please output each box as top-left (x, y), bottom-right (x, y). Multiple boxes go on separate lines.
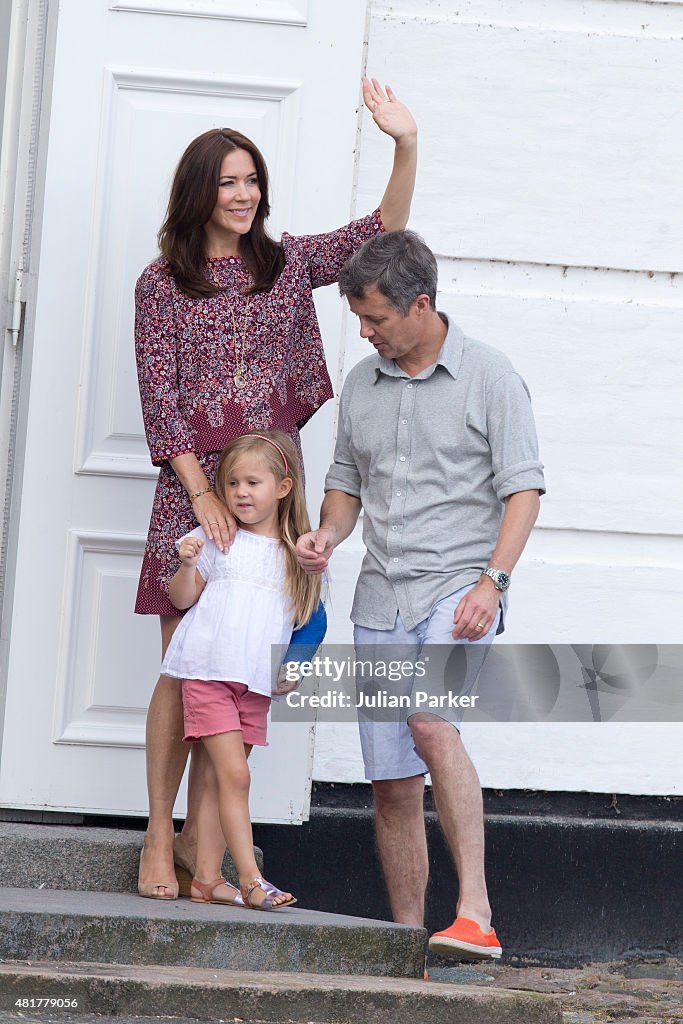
top-left (208, 521), bottom-right (219, 526)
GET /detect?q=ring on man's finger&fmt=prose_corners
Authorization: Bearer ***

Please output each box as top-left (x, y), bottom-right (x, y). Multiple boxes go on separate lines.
top-left (476, 622), bottom-right (485, 630)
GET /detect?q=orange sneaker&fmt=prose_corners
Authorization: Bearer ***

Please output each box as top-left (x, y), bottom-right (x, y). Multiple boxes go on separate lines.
top-left (428, 917), bottom-right (502, 960)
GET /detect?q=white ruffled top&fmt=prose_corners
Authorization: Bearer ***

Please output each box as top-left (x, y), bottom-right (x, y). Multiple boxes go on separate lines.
top-left (160, 527), bottom-right (294, 697)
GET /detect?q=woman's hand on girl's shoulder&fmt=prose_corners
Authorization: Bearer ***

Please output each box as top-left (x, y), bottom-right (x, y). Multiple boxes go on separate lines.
top-left (191, 491), bottom-right (237, 553)
top-left (362, 77), bottom-right (417, 144)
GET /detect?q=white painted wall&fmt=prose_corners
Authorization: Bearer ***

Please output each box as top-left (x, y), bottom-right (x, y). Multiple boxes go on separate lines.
top-left (311, 0), bottom-right (683, 795)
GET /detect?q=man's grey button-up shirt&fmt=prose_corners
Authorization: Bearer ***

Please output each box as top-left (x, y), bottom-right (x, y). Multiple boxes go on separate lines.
top-left (324, 315), bottom-right (546, 632)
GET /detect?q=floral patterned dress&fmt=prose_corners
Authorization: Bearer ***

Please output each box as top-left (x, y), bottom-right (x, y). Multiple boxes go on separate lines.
top-left (134, 209), bottom-right (384, 615)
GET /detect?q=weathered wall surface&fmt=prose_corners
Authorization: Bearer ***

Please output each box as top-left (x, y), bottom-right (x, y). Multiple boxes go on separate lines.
top-left (312, 0), bottom-right (683, 794)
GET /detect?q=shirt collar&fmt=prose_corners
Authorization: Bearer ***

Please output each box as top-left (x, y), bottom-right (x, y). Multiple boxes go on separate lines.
top-left (374, 313), bottom-right (465, 382)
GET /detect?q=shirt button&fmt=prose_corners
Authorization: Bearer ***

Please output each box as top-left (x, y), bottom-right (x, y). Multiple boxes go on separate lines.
top-left (402, 418), bottom-right (408, 424)
top-left (393, 557), bottom-right (399, 562)
top-left (407, 383), bottom-right (413, 389)
top-left (400, 456), bottom-right (406, 462)
top-left (396, 491), bottom-right (401, 496)
top-left (392, 525), bottom-right (398, 531)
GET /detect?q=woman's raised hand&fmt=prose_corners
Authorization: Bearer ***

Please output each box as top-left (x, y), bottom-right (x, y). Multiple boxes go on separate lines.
top-left (192, 490), bottom-right (237, 553)
top-left (362, 77), bottom-right (417, 144)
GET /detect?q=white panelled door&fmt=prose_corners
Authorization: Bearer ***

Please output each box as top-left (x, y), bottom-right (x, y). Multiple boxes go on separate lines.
top-left (0, 0), bottom-right (367, 820)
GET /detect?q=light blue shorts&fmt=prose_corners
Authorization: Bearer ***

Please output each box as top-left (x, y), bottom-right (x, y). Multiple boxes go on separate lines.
top-left (353, 583), bottom-right (499, 782)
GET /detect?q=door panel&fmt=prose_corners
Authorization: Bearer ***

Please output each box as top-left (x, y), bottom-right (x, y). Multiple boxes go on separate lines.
top-left (0, 0), bottom-right (367, 820)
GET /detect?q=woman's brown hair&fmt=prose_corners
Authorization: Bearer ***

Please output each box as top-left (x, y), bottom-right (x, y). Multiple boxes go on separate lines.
top-left (158, 128), bottom-right (285, 298)
top-left (214, 431), bottom-right (321, 626)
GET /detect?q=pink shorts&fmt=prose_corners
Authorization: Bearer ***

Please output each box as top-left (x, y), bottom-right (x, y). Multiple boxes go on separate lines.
top-left (182, 679), bottom-right (270, 746)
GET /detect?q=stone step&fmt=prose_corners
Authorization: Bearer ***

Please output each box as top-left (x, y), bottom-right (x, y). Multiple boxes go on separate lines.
top-left (0, 960), bottom-right (562, 1024)
top-left (0, 823), bottom-right (249, 893)
top-left (0, 887), bottom-right (424, 979)
top-left (0, 1019), bottom-right (307, 1024)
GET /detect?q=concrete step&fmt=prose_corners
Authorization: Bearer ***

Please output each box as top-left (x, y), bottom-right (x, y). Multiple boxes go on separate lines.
top-left (0, 887), bottom-right (425, 979)
top-left (0, 960), bottom-right (562, 1024)
top-left (0, 1018), bottom-right (306, 1024)
top-left (257, 801), bottom-right (683, 967)
top-left (0, 823), bottom-right (251, 893)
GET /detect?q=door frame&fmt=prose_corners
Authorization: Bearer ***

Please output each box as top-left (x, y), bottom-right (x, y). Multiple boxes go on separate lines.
top-left (0, 0), bottom-right (58, 758)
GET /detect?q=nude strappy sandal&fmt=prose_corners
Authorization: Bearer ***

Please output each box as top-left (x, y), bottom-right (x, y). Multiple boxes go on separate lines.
top-left (137, 845), bottom-right (179, 901)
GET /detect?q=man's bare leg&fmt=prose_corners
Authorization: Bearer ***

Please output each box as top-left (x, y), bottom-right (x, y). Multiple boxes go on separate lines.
top-left (410, 715), bottom-right (491, 930)
top-left (372, 774), bottom-right (428, 927)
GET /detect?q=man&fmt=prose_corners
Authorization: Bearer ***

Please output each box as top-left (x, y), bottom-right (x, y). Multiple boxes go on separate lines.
top-left (296, 231), bottom-right (545, 960)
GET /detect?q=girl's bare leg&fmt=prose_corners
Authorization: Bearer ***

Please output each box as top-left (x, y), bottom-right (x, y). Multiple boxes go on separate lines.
top-left (202, 732), bottom-right (292, 907)
top-left (191, 745), bottom-right (241, 902)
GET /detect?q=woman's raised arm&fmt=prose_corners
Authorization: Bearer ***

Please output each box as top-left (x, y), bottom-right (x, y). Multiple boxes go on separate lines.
top-left (363, 77), bottom-right (417, 232)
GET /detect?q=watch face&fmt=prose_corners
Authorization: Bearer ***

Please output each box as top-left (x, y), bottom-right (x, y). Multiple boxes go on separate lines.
top-left (496, 571), bottom-right (510, 591)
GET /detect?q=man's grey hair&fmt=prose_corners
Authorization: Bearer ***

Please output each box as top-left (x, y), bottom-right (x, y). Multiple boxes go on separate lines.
top-left (338, 230), bottom-right (438, 315)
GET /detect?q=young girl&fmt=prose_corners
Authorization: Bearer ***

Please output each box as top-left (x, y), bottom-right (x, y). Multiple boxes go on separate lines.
top-left (161, 431), bottom-right (321, 910)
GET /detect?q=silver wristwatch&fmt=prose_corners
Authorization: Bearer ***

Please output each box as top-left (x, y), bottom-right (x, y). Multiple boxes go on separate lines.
top-left (481, 568), bottom-right (510, 592)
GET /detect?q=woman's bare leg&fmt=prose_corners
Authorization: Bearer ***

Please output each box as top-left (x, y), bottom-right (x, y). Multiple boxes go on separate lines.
top-left (173, 742), bottom-right (207, 874)
top-left (139, 615), bottom-right (189, 898)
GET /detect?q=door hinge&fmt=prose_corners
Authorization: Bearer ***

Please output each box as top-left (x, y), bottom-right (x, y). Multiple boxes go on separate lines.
top-left (7, 267), bottom-right (26, 347)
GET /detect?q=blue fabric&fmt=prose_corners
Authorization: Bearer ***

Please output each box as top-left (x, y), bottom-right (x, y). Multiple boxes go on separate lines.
top-left (284, 601), bottom-right (327, 663)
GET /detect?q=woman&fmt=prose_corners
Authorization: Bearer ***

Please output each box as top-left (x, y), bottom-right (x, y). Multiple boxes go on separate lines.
top-left (135, 77), bottom-right (417, 899)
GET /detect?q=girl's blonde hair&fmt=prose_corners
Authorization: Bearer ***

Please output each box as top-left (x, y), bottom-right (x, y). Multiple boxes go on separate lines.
top-left (214, 431), bottom-right (321, 625)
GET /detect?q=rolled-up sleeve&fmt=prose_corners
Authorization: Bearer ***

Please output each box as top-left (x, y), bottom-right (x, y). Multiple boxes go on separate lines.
top-left (487, 372), bottom-right (546, 499)
top-left (324, 388), bottom-right (363, 498)
top-left (135, 267), bottom-right (194, 466)
top-left (289, 208), bottom-right (385, 290)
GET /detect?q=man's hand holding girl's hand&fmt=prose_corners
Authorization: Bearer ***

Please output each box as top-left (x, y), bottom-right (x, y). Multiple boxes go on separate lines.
top-left (295, 528), bottom-right (336, 575)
